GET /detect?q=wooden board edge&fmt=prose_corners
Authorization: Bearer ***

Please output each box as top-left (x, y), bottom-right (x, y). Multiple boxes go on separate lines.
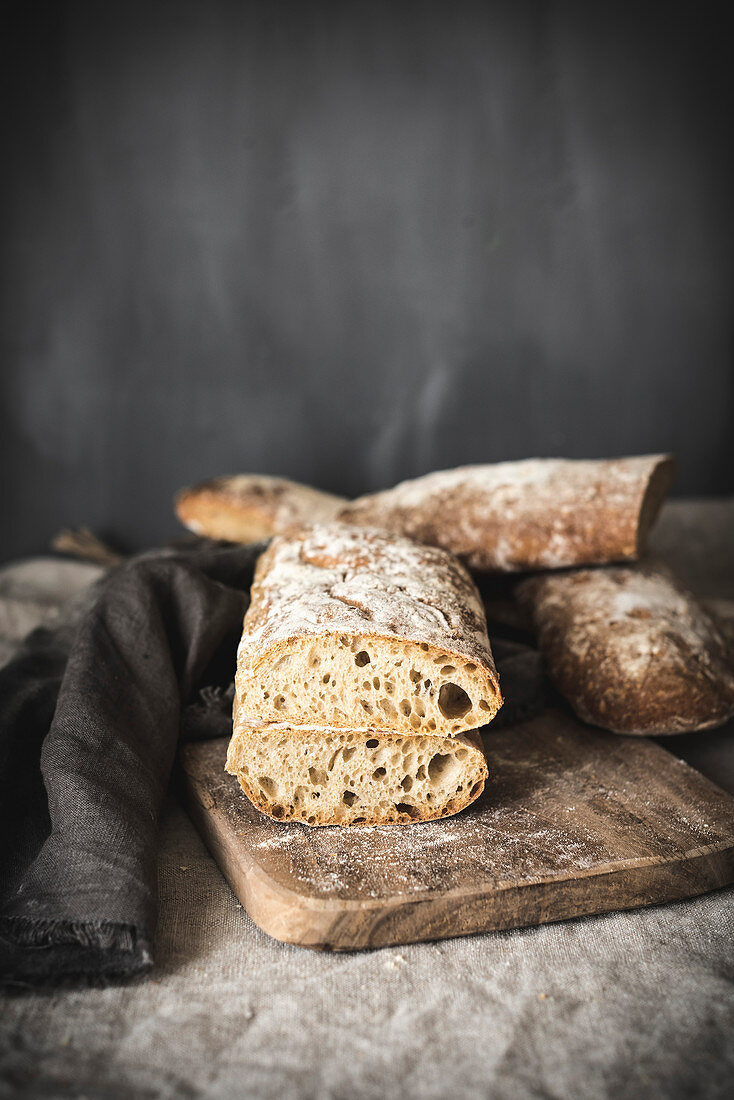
top-left (181, 770), bottom-right (734, 951)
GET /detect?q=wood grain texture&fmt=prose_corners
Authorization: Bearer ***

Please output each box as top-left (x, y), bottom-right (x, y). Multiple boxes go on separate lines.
top-left (179, 710), bottom-right (734, 950)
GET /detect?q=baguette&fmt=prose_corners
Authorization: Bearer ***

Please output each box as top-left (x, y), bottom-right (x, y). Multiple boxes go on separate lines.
top-left (226, 723), bottom-right (488, 825)
top-left (337, 455), bottom-right (675, 572)
top-left (235, 524), bottom-right (502, 737)
top-left (175, 475), bottom-right (345, 542)
top-left (517, 564), bottom-right (734, 735)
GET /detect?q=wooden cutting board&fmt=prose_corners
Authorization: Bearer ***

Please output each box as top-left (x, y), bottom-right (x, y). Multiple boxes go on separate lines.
top-left (179, 710), bottom-right (734, 950)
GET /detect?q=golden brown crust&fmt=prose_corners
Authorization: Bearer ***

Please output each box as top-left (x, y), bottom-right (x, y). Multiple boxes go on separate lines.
top-left (337, 456), bottom-right (676, 572)
top-left (175, 475), bottom-right (346, 542)
top-left (518, 563), bottom-right (734, 735)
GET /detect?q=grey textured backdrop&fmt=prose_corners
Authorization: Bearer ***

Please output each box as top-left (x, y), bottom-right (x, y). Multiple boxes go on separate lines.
top-left (1, 0), bottom-right (732, 560)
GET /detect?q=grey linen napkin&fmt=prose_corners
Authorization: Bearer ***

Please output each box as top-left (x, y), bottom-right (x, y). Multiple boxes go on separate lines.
top-left (0, 543), bottom-right (260, 988)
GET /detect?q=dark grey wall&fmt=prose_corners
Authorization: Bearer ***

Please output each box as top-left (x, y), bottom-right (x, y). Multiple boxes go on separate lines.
top-left (2, 1), bottom-right (732, 560)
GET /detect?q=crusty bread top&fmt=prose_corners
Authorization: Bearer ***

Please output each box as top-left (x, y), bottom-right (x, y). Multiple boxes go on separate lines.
top-left (240, 523), bottom-right (498, 682)
top-left (337, 455), bottom-right (675, 572)
top-left (517, 563), bottom-right (734, 735)
top-left (175, 474), bottom-right (345, 541)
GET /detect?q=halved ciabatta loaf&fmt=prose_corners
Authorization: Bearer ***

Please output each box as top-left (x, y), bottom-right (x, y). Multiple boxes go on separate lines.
top-left (175, 474), bottom-right (345, 543)
top-left (235, 524), bottom-right (502, 737)
top-left (226, 723), bottom-right (488, 826)
top-left (337, 455), bottom-right (675, 572)
top-left (517, 564), bottom-right (734, 735)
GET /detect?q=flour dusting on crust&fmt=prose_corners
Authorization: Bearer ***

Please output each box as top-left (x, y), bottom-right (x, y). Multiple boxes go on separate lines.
top-left (241, 524), bottom-right (496, 670)
top-left (518, 563), bottom-right (734, 735)
top-left (338, 455), bottom-right (674, 572)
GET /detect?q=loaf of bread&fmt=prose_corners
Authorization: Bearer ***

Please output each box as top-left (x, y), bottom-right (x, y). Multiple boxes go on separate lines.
top-left (175, 475), bottom-right (346, 543)
top-left (517, 564), bottom-right (734, 735)
top-left (226, 723), bottom-right (488, 825)
top-left (337, 455), bottom-right (675, 572)
top-left (235, 524), bottom-right (502, 737)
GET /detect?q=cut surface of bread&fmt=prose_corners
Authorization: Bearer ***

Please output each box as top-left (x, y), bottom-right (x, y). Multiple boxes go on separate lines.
top-left (518, 563), bottom-right (734, 735)
top-left (226, 724), bottom-right (488, 826)
top-left (175, 474), bottom-right (346, 542)
top-left (337, 455), bottom-right (676, 572)
top-left (235, 524), bottom-right (502, 736)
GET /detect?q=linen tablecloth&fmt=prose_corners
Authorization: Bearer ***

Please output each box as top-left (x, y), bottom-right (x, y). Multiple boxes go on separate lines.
top-left (1, 501), bottom-right (733, 1099)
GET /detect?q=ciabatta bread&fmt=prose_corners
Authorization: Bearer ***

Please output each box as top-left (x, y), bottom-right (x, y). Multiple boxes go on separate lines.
top-left (175, 475), bottom-right (345, 543)
top-left (226, 723), bottom-right (488, 825)
top-left (337, 455), bottom-right (675, 572)
top-left (517, 564), bottom-right (734, 735)
top-left (235, 524), bottom-right (502, 737)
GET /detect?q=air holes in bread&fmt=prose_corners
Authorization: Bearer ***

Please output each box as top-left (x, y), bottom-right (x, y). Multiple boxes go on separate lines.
top-left (379, 698), bottom-right (397, 719)
top-left (227, 726), bottom-right (488, 826)
top-left (438, 683), bottom-right (471, 719)
top-left (354, 651), bottom-right (371, 667)
top-left (428, 753), bottom-right (452, 783)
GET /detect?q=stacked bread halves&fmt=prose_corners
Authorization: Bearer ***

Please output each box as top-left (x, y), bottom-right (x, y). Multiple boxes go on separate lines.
top-left (226, 524), bottom-right (503, 825)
